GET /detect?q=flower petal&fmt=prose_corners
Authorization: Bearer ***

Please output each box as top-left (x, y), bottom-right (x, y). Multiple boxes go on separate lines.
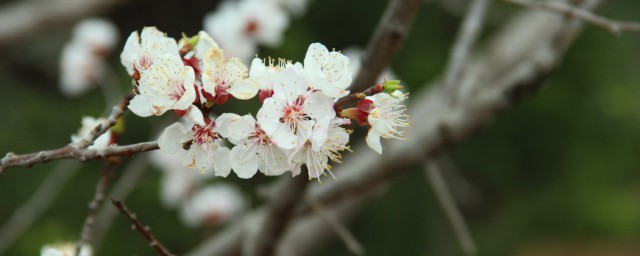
top-left (172, 66), bottom-right (196, 110)
top-left (158, 122), bottom-right (190, 154)
top-left (213, 146), bottom-right (232, 177)
top-left (229, 78), bottom-right (259, 100)
top-left (230, 145), bottom-right (259, 179)
top-left (366, 129), bottom-right (383, 154)
top-left (128, 95), bottom-right (154, 117)
top-left (120, 31), bottom-right (140, 75)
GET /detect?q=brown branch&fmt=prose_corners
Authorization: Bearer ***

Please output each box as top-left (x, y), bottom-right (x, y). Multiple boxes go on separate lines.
top-left (333, 83), bottom-right (384, 111)
top-left (91, 156), bottom-right (150, 250)
top-left (351, 0), bottom-right (422, 92)
top-left (503, 0), bottom-right (640, 35)
top-left (244, 174), bottom-right (310, 256)
top-left (111, 199), bottom-right (175, 256)
top-left (0, 141), bottom-right (158, 173)
top-left (76, 164), bottom-right (113, 255)
top-left (0, 92), bottom-right (136, 174)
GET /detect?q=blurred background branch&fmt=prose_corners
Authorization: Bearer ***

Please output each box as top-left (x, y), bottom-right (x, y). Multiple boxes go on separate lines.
top-left (0, 0), bottom-right (127, 48)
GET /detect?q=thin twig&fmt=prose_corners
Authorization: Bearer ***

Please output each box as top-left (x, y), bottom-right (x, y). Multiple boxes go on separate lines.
top-left (111, 199), bottom-right (175, 256)
top-left (91, 156), bottom-right (149, 250)
top-left (351, 0), bottom-right (423, 92)
top-left (0, 92), bottom-right (136, 174)
top-left (424, 161), bottom-right (476, 255)
top-left (76, 163), bottom-right (113, 255)
top-left (72, 92), bottom-right (134, 149)
top-left (245, 174), bottom-right (310, 256)
top-left (334, 83), bottom-right (384, 111)
top-left (308, 197), bottom-right (365, 255)
top-left (0, 0), bottom-right (126, 47)
top-left (503, 0), bottom-right (640, 35)
top-left (0, 161), bottom-right (80, 255)
top-left (444, 0), bottom-right (490, 89)
top-left (0, 141), bottom-right (158, 173)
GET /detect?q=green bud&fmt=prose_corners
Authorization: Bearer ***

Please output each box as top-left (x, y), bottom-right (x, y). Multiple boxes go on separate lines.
top-left (111, 117), bottom-right (125, 135)
top-left (382, 80), bottom-right (404, 94)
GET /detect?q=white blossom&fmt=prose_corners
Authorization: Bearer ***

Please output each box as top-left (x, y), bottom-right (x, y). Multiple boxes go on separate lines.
top-left (71, 116), bottom-right (112, 150)
top-left (59, 42), bottom-right (105, 97)
top-left (289, 118), bottom-right (351, 180)
top-left (59, 19), bottom-right (118, 98)
top-left (158, 109), bottom-right (231, 175)
top-left (72, 18), bottom-right (119, 53)
top-left (120, 27), bottom-right (179, 76)
top-left (365, 92), bottom-right (410, 154)
top-left (257, 66), bottom-right (335, 150)
top-left (180, 31), bottom-right (220, 75)
top-left (128, 54), bottom-right (196, 117)
top-left (203, 0), bottom-right (289, 63)
top-left (41, 243), bottom-right (92, 256)
top-left (180, 184), bottom-right (245, 227)
top-left (201, 47), bottom-right (259, 102)
top-left (216, 113), bottom-right (289, 178)
top-left (303, 43), bottom-right (352, 99)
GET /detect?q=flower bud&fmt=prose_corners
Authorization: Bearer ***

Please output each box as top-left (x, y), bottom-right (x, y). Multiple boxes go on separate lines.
top-left (382, 80), bottom-right (404, 94)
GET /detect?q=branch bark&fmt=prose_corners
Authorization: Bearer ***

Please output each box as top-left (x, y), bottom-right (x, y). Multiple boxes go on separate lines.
top-left (351, 0), bottom-right (423, 92)
top-left (111, 199), bottom-right (175, 256)
top-left (503, 0), bottom-right (640, 35)
top-left (0, 141), bottom-right (158, 173)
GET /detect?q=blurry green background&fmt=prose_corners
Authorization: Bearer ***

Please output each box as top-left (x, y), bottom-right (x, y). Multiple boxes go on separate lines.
top-left (0, 0), bottom-right (640, 255)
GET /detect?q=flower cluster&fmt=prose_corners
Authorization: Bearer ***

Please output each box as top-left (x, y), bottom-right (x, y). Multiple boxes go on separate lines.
top-left (121, 27), bottom-right (410, 181)
top-left (59, 19), bottom-right (119, 97)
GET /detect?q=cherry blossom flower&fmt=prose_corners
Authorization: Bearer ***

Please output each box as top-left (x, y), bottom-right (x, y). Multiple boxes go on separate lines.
top-left (41, 243), bottom-right (92, 256)
top-left (364, 91), bottom-right (411, 154)
top-left (59, 42), bottom-right (105, 97)
top-left (303, 43), bottom-right (352, 99)
top-left (216, 113), bottom-right (289, 178)
top-left (59, 19), bottom-right (118, 97)
top-left (180, 31), bottom-right (220, 75)
top-left (257, 65), bottom-right (335, 150)
top-left (70, 116), bottom-right (112, 149)
top-left (289, 118), bottom-right (351, 180)
top-left (248, 57), bottom-right (299, 102)
top-left (72, 18), bottom-right (119, 54)
top-left (180, 184), bottom-right (245, 227)
top-left (203, 0), bottom-right (289, 63)
top-left (158, 110), bottom-right (231, 175)
top-left (201, 47), bottom-right (259, 104)
top-left (128, 54), bottom-right (196, 117)
top-left (120, 27), bottom-right (179, 76)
